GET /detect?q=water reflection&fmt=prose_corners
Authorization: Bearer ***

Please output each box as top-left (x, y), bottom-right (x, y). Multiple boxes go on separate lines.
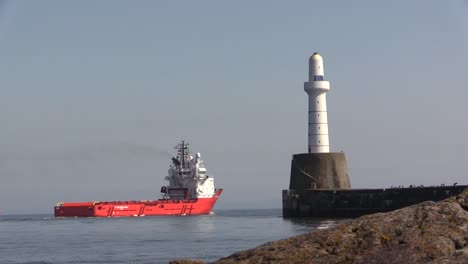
top-left (283, 217), bottom-right (350, 232)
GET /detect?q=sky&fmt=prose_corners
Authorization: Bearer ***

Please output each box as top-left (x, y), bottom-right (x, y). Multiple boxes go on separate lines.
top-left (0, 0), bottom-right (467, 214)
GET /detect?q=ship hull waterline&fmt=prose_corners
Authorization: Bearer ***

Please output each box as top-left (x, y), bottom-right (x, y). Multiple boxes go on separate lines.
top-left (55, 189), bottom-right (223, 217)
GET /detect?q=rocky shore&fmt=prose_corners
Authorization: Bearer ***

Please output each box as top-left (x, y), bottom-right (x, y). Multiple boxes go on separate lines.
top-left (170, 188), bottom-right (468, 264)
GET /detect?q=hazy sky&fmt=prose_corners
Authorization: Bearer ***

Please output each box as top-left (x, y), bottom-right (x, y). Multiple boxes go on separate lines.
top-left (0, 1), bottom-right (467, 214)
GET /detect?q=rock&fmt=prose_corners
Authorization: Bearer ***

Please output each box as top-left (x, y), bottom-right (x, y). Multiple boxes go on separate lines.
top-left (427, 247), bottom-right (468, 264)
top-left (169, 188), bottom-right (468, 264)
top-left (168, 260), bottom-right (205, 264)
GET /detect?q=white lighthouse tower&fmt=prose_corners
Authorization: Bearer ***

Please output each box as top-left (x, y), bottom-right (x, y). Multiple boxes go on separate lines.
top-left (283, 53), bottom-right (350, 216)
top-left (304, 53), bottom-right (330, 153)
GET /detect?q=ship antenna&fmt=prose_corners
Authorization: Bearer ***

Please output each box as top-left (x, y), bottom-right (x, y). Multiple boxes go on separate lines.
top-left (175, 140), bottom-right (189, 169)
top-left (181, 140), bottom-right (185, 168)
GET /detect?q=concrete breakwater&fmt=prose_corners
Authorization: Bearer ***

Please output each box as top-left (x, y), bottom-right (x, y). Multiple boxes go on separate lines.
top-left (283, 185), bottom-right (468, 218)
top-left (170, 188), bottom-right (468, 264)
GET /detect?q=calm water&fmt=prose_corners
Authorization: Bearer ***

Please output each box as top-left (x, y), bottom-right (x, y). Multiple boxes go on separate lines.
top-left (0, 209), bottom-right (343, 264)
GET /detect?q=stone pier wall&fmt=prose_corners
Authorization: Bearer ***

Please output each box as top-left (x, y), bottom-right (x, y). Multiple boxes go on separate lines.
top-left (283, 185), bottom-right (468, 218)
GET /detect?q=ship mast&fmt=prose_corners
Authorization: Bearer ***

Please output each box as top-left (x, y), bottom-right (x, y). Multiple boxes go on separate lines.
top-left (175, 141), bottom-right (189, 169)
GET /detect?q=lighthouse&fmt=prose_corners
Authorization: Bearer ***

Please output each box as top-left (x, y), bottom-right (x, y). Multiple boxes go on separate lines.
top-left (304, 53), bottom-right (330, 153)
top-left (283, 52), bottom-right (351, 217)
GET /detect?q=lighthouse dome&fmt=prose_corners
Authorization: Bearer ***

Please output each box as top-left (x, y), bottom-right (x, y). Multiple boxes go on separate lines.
top-left (310, 53), bottom-right (323, 61)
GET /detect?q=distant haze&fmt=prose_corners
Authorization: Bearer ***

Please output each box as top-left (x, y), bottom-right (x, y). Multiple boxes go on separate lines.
top-left (0, 0), bottom-right (467, 214)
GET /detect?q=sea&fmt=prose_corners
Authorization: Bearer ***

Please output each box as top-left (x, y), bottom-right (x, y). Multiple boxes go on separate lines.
top-left (0, 209), bottom-right (344, 264)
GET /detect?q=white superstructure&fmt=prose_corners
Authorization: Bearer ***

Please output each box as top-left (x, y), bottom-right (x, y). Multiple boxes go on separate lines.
top-left (304, 53), bottom-right (330, 153)
top-left (163, 141), bottom-right (216, 199)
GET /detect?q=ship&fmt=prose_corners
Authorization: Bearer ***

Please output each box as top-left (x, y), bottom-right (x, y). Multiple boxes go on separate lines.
top-left (54, 141), bottom-right (223, 217)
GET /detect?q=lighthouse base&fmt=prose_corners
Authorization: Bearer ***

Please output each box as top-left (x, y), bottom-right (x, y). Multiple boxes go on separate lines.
top-left (282, 153), bottom-right (468, 218)
top-left (288, 152), bottom-right (351, 192)
top-left (283, 152), bottom-right (351, 217)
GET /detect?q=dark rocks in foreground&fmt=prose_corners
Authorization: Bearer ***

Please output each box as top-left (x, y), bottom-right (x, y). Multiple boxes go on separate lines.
top-left (168, 260), bottom-right (204, 264)
top-left (170, 188), bottom-right (468, 264)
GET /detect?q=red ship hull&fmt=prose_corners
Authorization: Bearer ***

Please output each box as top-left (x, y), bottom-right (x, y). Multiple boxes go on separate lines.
top-left (54, 189), bottom-right (223, 217)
